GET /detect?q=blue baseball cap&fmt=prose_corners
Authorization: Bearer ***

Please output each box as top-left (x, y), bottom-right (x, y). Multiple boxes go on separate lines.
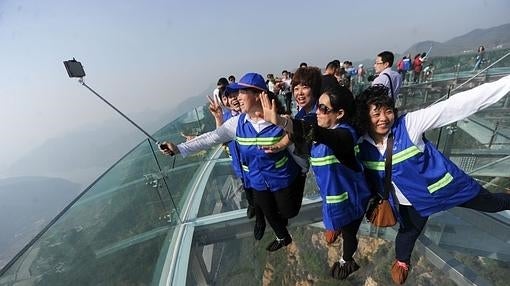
top-left (228, 73), bottom-right (268, 93)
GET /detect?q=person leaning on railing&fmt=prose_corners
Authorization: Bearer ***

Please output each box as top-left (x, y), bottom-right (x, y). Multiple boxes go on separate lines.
top-left (354, 77), bottom-right (510, 285)
top-left (160, 72), bottom-right (307, 252)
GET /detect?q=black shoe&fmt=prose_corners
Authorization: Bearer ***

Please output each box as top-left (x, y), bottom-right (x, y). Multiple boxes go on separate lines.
top-left (266, 236), bottom-right (292, 252)
top-left (246, 206), bottom-right (256, 219)
top-left (254, 221), bottom-right (266, 240)
top-left (331, 259), bottom-right (360, 280)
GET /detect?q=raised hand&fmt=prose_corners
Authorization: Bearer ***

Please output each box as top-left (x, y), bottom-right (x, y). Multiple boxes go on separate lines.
top-left (207, 95), bottom-right (223, 120)
top-left (259, 91), bottom-right (278, 125)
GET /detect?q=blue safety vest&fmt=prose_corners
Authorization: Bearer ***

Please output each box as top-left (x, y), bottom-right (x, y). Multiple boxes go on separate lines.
top-left (310, 123), bottom-right (371, 230)
top-left (236, 113), bottom-right (298, 191)
top-left (358, 117), bottom-right (480, 216)
top-left (295, 102), bottom-right (318, 124)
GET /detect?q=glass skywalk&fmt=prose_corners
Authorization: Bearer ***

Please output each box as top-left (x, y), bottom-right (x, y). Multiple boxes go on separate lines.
top-left (1, 51), bottom-right (510, 286)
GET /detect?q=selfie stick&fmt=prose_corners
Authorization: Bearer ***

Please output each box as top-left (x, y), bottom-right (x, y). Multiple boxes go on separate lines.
top-left (63, 58), bottom-right (160, 144)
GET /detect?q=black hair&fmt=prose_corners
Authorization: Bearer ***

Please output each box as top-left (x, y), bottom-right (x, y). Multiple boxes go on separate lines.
top-left (266, 91), bottom-right (286, 115)
top-left (326, 61), bottom-right (340, 70)
top-left (354, 84), bottom-right (398, 134)
top-left (299, 62), bottom-right (308, 68)
top-left (217, 77), bottom-right (229, 86)
top-left (321, 74), bottom-right (341, 93)
top-left (322, 85), bottom-right (355, 123)
top-left (377, 51), bottom-right (395, 67)
top-left (228, 75), bottom-right (236, 82)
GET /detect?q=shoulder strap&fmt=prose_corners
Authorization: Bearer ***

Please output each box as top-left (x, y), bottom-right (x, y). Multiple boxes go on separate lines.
top-left (383, 73), bottom-right (394, 99)
top-left (382, 133), bottom-right (394, 199)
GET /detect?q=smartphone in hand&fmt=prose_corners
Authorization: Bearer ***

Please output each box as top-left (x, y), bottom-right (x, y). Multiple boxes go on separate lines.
top-left (158, 143), bottom-right (175, 156)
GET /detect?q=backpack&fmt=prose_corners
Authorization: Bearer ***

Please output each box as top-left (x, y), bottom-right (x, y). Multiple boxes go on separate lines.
top-left (348, 67), bottom-right (358, 76)
top-left (403, 59), bottom-right (411, 71)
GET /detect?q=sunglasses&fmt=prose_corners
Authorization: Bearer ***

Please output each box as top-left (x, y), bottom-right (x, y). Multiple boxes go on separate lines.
top-left (318, 103), bottom-right (334, 114)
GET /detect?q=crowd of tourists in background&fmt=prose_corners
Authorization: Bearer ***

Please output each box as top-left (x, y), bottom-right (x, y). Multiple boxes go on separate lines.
top-left (159, 48), bottom-right (510, 285)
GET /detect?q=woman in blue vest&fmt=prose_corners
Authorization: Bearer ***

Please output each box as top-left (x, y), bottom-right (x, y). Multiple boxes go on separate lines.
top-left (160, 72), bottom-right (306, 252)
top-left (355, 76), bottom-right (510, 284)
top-left (259, 85), bottom-right (372, 280)
top-left (208, 86), bottom-right (257, 219)
top-left (292, 66), bottom-right (323, 122)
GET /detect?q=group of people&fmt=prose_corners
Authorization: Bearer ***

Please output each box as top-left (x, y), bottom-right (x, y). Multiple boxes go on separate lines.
top-left (159, 51), bottom-right (510, 284)
top-left (395, 52), bottom-right (430, 84)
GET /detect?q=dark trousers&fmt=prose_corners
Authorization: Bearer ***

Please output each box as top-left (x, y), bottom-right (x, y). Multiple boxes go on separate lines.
top-left (252, 174), bottom-right (307, 239)
top-left (395, 188), bottom-right (510, 264)
top-left (341, 217), bottom-right (364, 261)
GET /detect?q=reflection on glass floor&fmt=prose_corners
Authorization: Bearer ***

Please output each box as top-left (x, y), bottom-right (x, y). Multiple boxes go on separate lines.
top-left (186, 180), bottom-right (510, 286)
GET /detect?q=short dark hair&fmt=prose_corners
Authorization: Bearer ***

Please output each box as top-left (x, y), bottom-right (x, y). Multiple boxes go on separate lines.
top-left (354, 85), bottom-right (398, 134)
top-left (377, 51), bottom-right (394, 67)
top-left (228, 75), bottom-right (235, 82)
top-left (299, 62), bottom-right (308, 68)
top-left (321, 74), bottom-right (341, 93)
top-left (322, 85), bottom-right (355, 122)
top-left (217, 77), bottom-right (228, 86)
top-left (326, 61), bottom-right (340, 70)
top-left (291, 66), bottom-right (322, 100)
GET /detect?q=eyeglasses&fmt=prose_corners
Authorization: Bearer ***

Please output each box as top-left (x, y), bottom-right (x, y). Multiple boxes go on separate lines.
top-left (374, 62), bottom-right (385, 65)
top-left (317, 103), bottom-right (334, 114)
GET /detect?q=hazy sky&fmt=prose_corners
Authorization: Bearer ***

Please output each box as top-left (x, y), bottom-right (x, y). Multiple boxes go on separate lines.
top-left (1, 0), bottom-right (509, 178)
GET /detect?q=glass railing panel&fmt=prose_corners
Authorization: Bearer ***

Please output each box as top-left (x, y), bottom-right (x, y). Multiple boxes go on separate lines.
top-left (196, 157), bottom-right (245, 217)
top-left (430, 48), bottom-right (510, 76)
top-left (186, 224), bottom-right (457, 286)
top-left (397, 54), bottom-right (510, 112)
top-left (153, 105), bottom-right (218, 167)
top-left (195, 154), bottom-right (321, 218)
top-left (151, 105), bottom-right (223, 216)
top-left (426, 205), bottom-right (510, 286)
top-left (449, 251), bottom-right (510, 286)
top-left (0, 140), bottom-right (177, 286)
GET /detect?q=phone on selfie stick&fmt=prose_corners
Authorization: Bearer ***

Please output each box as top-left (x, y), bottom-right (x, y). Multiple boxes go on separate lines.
top-left (63, 58), bottom-right (175, 156)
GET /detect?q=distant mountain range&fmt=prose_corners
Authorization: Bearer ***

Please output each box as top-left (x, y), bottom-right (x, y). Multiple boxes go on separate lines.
top-left (404, 23), bottom-right (510, 57)
top-left (0, 176), bottom-right (81, 269)
top-left (2, 86), bottom-right (212, 187)
top-left (356, 23), bottom-right (510, 68)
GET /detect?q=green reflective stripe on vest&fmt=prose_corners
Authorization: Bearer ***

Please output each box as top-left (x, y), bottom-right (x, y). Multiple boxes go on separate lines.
top-left (310, 155), bottom-right (340, 166)
top-left (326, 193), bottom-right (349, 203)
top-left (242, 156), bottom-right (287, 171)
top-left (392, 146), bottom-right (421, 164)
top-left (275, 156), bottom-right (288, 168)
top-left (236, 136), bottom-right (283, 146)
top-left (362, 160), bottom-right (385, 170)
top-left (427, 173), bottom-right (453, 194)
top-left (363, 146), bottom-right (422, 171)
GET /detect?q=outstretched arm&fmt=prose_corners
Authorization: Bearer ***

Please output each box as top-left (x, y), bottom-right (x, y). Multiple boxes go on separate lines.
top-left (160, 116), bottom-right (238, 158)
top-left (405, 75), bottom-right (510, 143)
